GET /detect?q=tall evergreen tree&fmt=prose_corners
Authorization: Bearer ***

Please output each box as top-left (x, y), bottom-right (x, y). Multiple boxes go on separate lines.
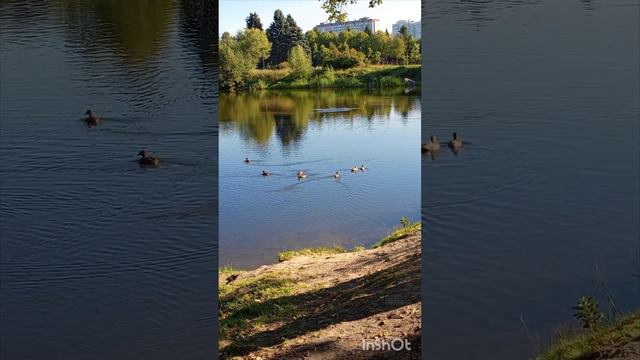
top-left (245, 12), bottom-right (263, 30)
top-left (266, 11), bottom-right (304, 66)
top-left (286, 14), bottom-right (303, 46)
top-left (266, 10), bottom-right (288, 65)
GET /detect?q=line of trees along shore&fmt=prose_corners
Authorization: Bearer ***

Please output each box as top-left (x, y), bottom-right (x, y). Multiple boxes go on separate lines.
top-left (220, 10), bottom-right (421, 90)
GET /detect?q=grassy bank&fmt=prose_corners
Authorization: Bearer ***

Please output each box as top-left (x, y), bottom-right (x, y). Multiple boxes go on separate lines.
top-left (535, 312), bottom-right (640, 360)
top-left (219, 221), bottom-right (422, 359)
top-left (241, 65), bottom-right (421, 91)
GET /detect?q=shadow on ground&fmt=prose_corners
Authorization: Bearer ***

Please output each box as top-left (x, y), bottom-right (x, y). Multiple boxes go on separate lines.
top-left (221, 252), bottom-right (420, 359)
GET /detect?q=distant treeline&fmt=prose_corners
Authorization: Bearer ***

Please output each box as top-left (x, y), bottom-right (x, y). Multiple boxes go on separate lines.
top-left (220, 10), bottom-right (421, 90)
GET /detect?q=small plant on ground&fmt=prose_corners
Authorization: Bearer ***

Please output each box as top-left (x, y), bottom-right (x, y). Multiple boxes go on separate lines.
top-left (573, 296), bottom-right (604, 329)
top-left (400, 216), bottom-right (411, 228)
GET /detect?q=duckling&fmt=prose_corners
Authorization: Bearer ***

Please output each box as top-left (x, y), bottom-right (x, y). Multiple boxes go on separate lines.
top-left (334, 171), bottom-right (341, 178)
top-left (360, 164), bottom-right (366, 171)
top-left (261, 169), bottom-right (272, 176)
top-left (244, 157), bottom-right (250, 163)
top-left (421, 135), bottom-right (440, 152)
top-left (351, 165), bottom-right (359, 172)
top-left (84, 110), bottom-right (101, 125)
top-left (297, 170), bottom-right (307, 179)
top-left (448, 132), bottom-right (463, 150)
top-left (137, 150), bottom-right (160, 166)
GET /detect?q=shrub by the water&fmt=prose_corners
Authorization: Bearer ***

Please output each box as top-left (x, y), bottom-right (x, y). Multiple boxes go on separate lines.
top-left (573, 296), bottom-right (605, 329)
top-left (288, 45), bottom-right (312, 80)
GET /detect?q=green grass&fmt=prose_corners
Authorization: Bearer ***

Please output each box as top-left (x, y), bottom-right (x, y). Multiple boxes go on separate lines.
top-left (236, 65), bottom-right (420, 91)
top-left (372, 221), bottom-right (422, 248)
top-left (219, 271), bottom-right (298, 354)
top-left (277, 245), bottom-right (346, 262)
top-left (534, 312), bottom-right (640, 360)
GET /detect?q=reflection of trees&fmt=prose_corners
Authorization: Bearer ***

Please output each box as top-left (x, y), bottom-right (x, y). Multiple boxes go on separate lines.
top-left (0, 1), bottom-right (50, 32)
top-left (427, 0), bottom-right (541, 29)
top-left (220, 90), bottom-right (420, 146)
top-left (179, 0), bottom-right (217, 79)
top-left (274, 114), bottom-right (304, 146)
top-left (55, 0), bottom-right (174, 64)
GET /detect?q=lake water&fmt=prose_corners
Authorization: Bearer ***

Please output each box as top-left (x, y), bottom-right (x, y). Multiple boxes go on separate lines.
top-left (422, 0), bottom-right (639, 359)
top-left (0, 1), bottom-right (217, 359)
top-left (219, 90), bottom-right (421, 269)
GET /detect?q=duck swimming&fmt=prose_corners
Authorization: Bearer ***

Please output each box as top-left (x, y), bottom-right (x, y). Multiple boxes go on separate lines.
top-left (137, 150), bottom-right (160, 166)
top-left (84, 110), bottom-right (100, 125)
top-left (297, 170), bottom-right (307, 179)
top-left (351, 165), bottom-right (359, 172)
top-left (334, 171), bottom-right (341, 178)
top-left (360, 164), bottom-right (366, 171)
top-left (244, 157), bottom-right (250, 163)
top-left (421, 135), bottom-right (440, 152)
top-left (261, 169), bottom-right (272, 176)
top-left (448, 132), bottom-right (463, 150)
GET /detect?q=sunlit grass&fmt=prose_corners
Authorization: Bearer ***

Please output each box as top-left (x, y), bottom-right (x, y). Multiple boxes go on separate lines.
top-left (219, 271), bottom-right (298, 355)
top-left (277, 245), bottom-right (346, 262)
top-left (372, 221), bottom-right (421, 248)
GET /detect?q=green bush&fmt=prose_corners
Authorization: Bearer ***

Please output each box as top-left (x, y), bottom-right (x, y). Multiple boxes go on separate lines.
top-left (288, 46), bottom-right (312, 80)
top-left (379, 75), bottom-right (403, 88)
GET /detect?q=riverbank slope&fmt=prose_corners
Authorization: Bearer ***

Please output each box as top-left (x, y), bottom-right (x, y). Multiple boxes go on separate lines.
top-left (535, 312), bottom-right (640, 360)
top-left (219, 227), bottom-right (421, 359)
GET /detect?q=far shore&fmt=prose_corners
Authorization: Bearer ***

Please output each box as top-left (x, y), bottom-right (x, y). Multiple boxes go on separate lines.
top-left (219, 222), bottom-right (422, 360)
top-left (221, 64), bottom-right (421, 92)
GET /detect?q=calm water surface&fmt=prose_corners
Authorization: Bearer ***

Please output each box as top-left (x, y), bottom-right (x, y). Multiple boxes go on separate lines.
top-left (423, 0), bottom-right (639, 358)
top-left (0, 1), bottom-right (217, 359)
top-left (219, 90), bottom-right (420, 268)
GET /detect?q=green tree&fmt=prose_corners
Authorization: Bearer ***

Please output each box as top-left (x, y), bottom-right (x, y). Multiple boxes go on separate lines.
top-left (267, 10), bottom-right (304, 66)
top-left (286, 14), bottom-right (304, 48)
top-left (245, 12), bottom-right (263, 30)
top-left (288, 45), bottom-right (313, 79)
top-left (236, 28), bottom-right (271, 69)
top-left (371, 31), bottom-right (390, 63)
top-left (219, 38), bottom-right (253, 90)
top-left (386, 36), bottom-right (406, 64)
top-left (320, 0), bottom-right (383, 22)
top-left (400, 25), bottom-right (409, 37)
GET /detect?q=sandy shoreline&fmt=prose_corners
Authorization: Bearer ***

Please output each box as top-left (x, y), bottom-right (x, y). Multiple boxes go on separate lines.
top-left (220, 230), bottom-right (421, 359)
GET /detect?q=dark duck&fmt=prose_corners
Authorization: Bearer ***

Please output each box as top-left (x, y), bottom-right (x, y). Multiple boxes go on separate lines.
top-left (84, 110), bottom-right (101, 126)
top-left (137, 150), bottom-right (160, 166)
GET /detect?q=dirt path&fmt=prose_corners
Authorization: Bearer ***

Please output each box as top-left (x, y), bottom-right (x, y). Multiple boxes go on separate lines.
top-left (220, 233), bottom-right (421, 360)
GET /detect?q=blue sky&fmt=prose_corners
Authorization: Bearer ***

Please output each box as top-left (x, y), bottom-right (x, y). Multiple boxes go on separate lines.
top-left (219, 0), bottom-right (420, 35)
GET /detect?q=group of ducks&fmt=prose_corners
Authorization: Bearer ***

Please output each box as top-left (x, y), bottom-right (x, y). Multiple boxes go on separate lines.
top-left (244, 157), bottom-right (366, 179)
top-left (422, 132), bottom-right (463, 153)
top-left (84, 110), bottom-right (160, 167)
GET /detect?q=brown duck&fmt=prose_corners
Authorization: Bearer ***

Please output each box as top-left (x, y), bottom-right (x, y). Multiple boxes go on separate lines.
top-left (137, 150), bottom-right (160, 166)
top-left (84, 110), bottom-right (101, 125)
top-left (422, 135), bottom-right (440, 152)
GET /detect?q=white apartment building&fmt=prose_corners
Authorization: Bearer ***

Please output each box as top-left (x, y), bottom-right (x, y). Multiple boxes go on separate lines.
top-left (391, 20), bottom-right (421, 39)
top-left (315, 17), bottom-right (379, 34)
